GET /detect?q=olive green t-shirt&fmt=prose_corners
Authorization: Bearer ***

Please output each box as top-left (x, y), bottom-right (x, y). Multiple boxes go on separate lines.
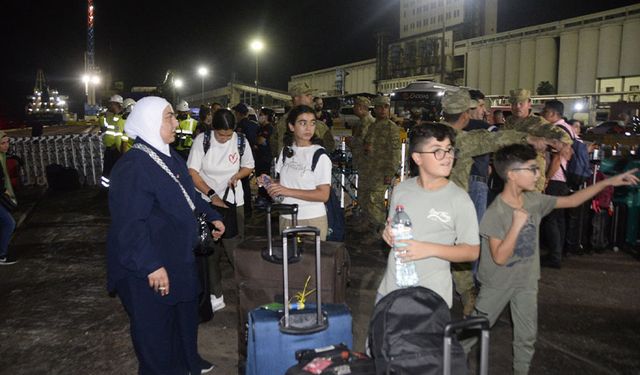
top-left (478, 192), bottom-right (557, 289)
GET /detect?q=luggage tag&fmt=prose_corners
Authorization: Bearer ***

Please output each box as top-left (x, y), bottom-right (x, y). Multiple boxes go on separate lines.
top-left (302, 357), bottom-right (332, 374)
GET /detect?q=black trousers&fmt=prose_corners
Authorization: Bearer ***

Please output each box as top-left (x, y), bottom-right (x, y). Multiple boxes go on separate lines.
top-left (541, 180), bottom-right (570, 265)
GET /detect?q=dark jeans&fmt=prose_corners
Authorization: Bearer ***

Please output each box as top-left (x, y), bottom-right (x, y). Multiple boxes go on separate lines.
top-left (0, 205), bottom-right (15, 258)
top-left (541, 180), bottom-right (570, 265)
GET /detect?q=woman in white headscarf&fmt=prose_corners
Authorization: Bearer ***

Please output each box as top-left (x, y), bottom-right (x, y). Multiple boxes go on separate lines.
top-left (107, 97), bottom-right (224, 374)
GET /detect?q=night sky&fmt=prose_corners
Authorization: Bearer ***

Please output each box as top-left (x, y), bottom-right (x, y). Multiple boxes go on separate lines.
top-left (0, 0), bottom-right (637, 121)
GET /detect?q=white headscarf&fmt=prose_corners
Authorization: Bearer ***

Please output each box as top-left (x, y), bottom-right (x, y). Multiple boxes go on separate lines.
top-left (124, 96), bottom-right (172, 156)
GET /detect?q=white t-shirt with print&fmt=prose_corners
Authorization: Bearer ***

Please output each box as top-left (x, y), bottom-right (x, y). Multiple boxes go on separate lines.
top-left (187, 131), bottom-right (255, 205)
top-left (275, 144), bottom-right (332, 220)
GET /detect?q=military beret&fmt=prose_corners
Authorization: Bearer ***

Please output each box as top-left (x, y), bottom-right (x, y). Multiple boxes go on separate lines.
top-left (354, 96), bottom-right (372, 107)
top-left (372, 95), bottom-right (390, 106)
top-left (442, 89), bottom-right (471, 114)
top-left (509, 88), bottom-right (531, 104)
top-left (289, 82), bottom-right (316, 97)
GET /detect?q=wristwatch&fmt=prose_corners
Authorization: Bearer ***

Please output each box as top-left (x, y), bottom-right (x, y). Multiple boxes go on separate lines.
top-left (206, 189), bottom-right (217, 198)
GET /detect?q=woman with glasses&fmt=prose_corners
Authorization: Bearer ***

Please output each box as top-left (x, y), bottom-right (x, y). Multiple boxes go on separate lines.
top-left (188, 109), bottom-right (255, 313)
top-left (258, 105), bottom-right (332, 240)
top-left (378, 123), bottom-right (480, 307)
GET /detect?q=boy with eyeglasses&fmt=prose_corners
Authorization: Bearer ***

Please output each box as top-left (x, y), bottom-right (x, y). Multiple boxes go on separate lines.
top-left (378, 123), bottom-right (480, 307)
top-left (463, 144), bottom-right (638, 375)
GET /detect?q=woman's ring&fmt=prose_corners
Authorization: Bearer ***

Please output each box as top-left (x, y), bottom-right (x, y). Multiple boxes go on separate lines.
top-left (159, 287), bottom-right (166, 291)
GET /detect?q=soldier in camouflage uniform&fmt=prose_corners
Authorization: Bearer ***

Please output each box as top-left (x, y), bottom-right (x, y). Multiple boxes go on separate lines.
top-left (349, 96), bottom-right (375, 172)
top-left (358, 96), bottom-right (402, 238)
top-left (270, 83), bottom-right (335, 158)
top-left (503, 89), bottom-right (572, 192)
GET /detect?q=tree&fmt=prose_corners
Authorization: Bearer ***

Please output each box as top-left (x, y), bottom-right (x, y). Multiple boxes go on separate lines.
top-left (537, 81), bottom-right (556, 95)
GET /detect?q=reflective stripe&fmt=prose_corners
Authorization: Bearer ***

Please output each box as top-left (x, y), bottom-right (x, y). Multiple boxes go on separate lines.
top-left (104, 131), bottom-right (117, 136)
top-left (180, 130), bottom-right (194, 135)
top-left (100, 176), bottom-right (110, 188)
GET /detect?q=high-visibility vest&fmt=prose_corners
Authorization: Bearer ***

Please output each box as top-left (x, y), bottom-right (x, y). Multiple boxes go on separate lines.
top-left (101, 113), bottom-right (125, 149)
top-left (175, 116), bottom-right (198, 150)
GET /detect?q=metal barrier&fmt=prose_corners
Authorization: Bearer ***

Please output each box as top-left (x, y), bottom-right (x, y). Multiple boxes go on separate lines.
top-left (9, 134), bottom-right (104, 186)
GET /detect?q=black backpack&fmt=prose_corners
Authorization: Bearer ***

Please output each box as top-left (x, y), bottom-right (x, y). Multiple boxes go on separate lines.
top-left (368, 287), bottom-right (467, 375)
top-left (311, 148), bottom-right (345, 242)
top-left (558, 124), bottom-right (592, 190)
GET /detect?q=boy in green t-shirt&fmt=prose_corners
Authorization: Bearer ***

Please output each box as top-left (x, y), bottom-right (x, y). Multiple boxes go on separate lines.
top-left (463, 144), bottom-right (638, 375)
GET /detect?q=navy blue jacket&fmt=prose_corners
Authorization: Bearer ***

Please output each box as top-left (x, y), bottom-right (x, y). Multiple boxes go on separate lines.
top-left (107, 138), bottom-right (222, 304)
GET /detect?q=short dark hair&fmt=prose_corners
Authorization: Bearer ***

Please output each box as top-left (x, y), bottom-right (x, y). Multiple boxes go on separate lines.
top-left (443, 112), bottom-right (463, 123)
top-left (212, 108), bottom-right (236, 131)
top-left (544, 100), bottom-right (564, 117)
top-left (409, 122), bottom-right (456, 154)
top-left (259, 107), bottom-right (275, 123)
top-left (493, 144), bottom-right (537, 180)
top-left (469, 89), bottom-right (485, 101)
top-left (211, 102), bottom-right (223, 108)
top-left (493, 109), bottom-right (503, 117)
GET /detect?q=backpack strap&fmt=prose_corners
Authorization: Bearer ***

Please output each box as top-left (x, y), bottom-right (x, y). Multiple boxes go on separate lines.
top-left (557, 123), bottom-right (576, 141)
top-left (311, 148), bottom-right (329, 172)
top-left (203, 130), bottom-right (212, 154)
top-left (237, 132), bottom-right (246, 158)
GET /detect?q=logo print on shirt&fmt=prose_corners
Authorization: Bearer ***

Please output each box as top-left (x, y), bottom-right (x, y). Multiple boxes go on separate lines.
top-left (427, 208), bottom-right (451, 223)
top-left (228, 152), bottom-right (239, 164)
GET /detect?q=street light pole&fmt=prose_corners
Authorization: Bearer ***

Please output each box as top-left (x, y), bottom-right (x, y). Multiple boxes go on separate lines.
top-left (250, 39), bottom-right (264, 107)
top-left (197, 66), bottom-right (208, 105)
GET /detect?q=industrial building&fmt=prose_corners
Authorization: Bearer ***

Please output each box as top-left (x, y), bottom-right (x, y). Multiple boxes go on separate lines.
top-left (289, 2), bottom-right (640, 101)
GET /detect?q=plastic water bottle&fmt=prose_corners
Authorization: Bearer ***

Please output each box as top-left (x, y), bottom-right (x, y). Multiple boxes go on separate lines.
top-left (392, 205), bottom-right (419, 287)
top-left (262, 175), bottom-right (284, 203)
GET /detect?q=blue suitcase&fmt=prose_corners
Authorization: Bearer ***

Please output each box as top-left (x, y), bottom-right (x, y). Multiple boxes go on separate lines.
top-left (245, 226), bottom-right (353, 375)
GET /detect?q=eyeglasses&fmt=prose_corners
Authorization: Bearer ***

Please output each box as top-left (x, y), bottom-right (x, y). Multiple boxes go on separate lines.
top-left (414, 148), bottom-right (457, 160)
top-left (511, 166), bottom-right (540, 174)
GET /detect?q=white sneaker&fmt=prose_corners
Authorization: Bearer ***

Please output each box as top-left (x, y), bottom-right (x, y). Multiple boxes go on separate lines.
top-left (210, 294), bottom-right (226, 312)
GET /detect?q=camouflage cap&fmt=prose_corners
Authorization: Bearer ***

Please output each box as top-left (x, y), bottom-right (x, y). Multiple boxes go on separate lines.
top-left (289, 82), bottom-right (316, 97)
top-left (509, 88), bottom-right (531, 104)
top-left (354, 96), bottom-right (372, 107)
top-left (372, 95), bottom-right (390, 106)
top-left (442, 89), bottom-right (471, 114)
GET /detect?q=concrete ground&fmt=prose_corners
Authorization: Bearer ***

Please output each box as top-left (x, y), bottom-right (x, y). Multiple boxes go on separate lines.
top-left (1, 186), bottom-right (639, 374)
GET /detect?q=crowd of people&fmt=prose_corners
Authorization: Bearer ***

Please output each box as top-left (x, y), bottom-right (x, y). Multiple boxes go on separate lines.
top-left (1, 78), bottom-right (636, 373)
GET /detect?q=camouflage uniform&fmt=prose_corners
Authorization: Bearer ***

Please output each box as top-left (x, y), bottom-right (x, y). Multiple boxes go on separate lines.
top-left (359, 96), bottom-right (402, 232)
top-left (351, 113), bottom-right (375, 171)
top-left (503, 89), bottom-right (573, 192)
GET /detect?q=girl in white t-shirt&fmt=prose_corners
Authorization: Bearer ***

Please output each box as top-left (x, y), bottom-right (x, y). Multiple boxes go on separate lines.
top-left (187, 108), bottom-right (255, 312)
top-left (258, 105), bottom-right (332, 240)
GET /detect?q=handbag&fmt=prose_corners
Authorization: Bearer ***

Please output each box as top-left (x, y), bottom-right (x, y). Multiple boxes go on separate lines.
top-left (0, 193), bottom-right (17, 212)
top-left (132, 143), bottom-right (216, 256)
top-left (216, 186), bottom-right (238, 239)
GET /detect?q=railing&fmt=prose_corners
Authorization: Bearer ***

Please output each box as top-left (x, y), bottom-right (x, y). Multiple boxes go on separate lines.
top-left (10, 134), bottom-right (104, 187)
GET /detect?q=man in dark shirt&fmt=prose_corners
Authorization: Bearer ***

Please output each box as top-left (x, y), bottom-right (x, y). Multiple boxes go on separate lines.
top-left (314, 97), bottom-right (333, 129)
top-left (232, 103), bottom-right (259, 217)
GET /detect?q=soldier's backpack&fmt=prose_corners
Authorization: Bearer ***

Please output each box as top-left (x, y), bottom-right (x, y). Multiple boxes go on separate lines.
top-left (311, 148), bottom-right (345, 242)
top-left (558, 124), bottom-right (592, 191)
top-left (202, 130), bottom-right (246, 157)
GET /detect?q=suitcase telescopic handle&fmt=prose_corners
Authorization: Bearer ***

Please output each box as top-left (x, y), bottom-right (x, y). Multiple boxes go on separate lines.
top-left (281, 226), bottom-right (326, 334)
top-left (265, 203), bottom-right (299, 261)
top-left (443, 316), bottom-right (490, 375)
